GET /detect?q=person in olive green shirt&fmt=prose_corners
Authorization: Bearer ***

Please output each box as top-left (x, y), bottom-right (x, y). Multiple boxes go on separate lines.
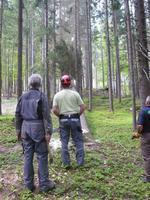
top-left (52, 75), bottom-right (85, 169)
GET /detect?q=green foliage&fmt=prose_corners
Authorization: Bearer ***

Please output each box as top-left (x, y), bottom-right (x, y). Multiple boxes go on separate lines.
top-left (50, 39), bottom-right (76, 76)
top-left (112, 0), bottom-right (121, 10)
top-left (0, 116), bottom-right (16, 146)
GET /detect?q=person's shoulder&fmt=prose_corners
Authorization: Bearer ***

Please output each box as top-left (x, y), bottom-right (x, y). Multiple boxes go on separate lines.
top-left (69, 89), bottom-right (79, 94)
top-left (140, 106), bottom-right (150, 114)
top-left (71, 90), bottom-right (81, 97)
top-left (54, 90), bottom-right (62, 97)
top-left (144, 106), bottom-right (150, 113)
top-left (142, 106), bottom-right (150, 111)
top-left (21, 90), bottom-right (30, 98)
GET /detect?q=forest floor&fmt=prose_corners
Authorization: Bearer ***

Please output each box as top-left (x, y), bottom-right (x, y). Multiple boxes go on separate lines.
top-left (0, 96), bottom-right (150, 200)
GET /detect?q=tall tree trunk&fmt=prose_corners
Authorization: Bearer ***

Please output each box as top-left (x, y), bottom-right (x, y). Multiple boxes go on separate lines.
top-left (75, 0), bottom-right (82, 95)
top-left (134, 0), bottom-right (150, 106)
top-left (25, 30), bottom-right (29, 90)
top-left (111, 46), bottom-right (115, 95)
top-left (17, 0), bottom-right (23, 99)
top-left (0, 0), bottom-right (3, 114)
top-left (51, 0), bottom-right (56, 97)
top-left (124, 0), bottom-right (136, 129)
top-left (148, 0), bottom-right (150, 24)
top-left (59, 0), bottom-right (62, 39)
top-left (29, 15), bottom-right (34, 75)
top-left (45, 0), bottom-right (51, 103)
top-left (86, 0), bottom-right (92, 110)
top-left (105, 0), bottom-right (114, 112)
top-left (41, 2), bottom-right (46, 93)
top-left (100, 34), bottom-right (105, 88)
top-left (112, 0), bottom-right (121, 102)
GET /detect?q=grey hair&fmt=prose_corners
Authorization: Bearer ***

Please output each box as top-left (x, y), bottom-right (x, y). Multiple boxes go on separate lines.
top-left (28, 74), bottom-right (42, 89)
top-left (145, 96), bottom-right (150, 106)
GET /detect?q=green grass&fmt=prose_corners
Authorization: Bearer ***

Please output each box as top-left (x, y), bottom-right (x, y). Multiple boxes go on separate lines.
top-left (0, 97), bottom-right (150, 199)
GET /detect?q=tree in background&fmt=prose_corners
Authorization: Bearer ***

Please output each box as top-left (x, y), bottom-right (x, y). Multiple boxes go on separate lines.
top-left (135, 0), bottom-right (150, 106)
top-left (0, 0), bottom-right (3, 114)
top-left (112, 0), bottom-right (121, 102)
top-left (105, 0), bottom-right (113, 112)
top-left (124, 0), bottom-right (136, 129)
top-left (17, 0), bottom-right (23, 99)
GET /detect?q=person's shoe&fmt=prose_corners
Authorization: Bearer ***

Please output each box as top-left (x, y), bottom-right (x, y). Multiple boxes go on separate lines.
top-left (25, 185), bottom-right (36, 192)
top-left (142, 176), bottom-right (150, 183)
top-left (39, 181), bottom-right (55, 192)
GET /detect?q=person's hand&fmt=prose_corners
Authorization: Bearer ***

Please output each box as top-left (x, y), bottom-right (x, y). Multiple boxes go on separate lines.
top-left (132, 131), bottom-right (141, 139)
top-left (137, 125), bottom-right (143, 134)
top-left (45, 134), bottom-right (51, 143)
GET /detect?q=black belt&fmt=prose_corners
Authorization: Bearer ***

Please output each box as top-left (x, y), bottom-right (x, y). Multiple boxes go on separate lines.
top-left (59, 113), bottom-right (79, 119)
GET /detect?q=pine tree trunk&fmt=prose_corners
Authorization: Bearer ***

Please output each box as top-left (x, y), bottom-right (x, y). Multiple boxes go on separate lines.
top-left (45, 0), bottom-right (51, 103)
top-left (51, 0), bottom-right (56, 97)
top-left (25, 29), bottom-right (29, 90)
top-left (124, 0), bottom-right (136, 129)
top-left (17, 0), bottom-right (23, 99)
top-left (42, 3), bottom-right (46, 93)
top-left (100, 34), bottom-right (105, 88)
top-left (86, 0), bottom-right (92, 110)
top-left (134, 0), bottom-right (150, 106)
top-left (29, 15), bottom-right (34, 75)
top-left (75, 0), bottom-right (83, 95)
top-left (148, 0), bottom-right (150, 24)
top-left (112, 0), bottom-right (121, 102)
top-left (0, 0), bottom-right (3, 114)
top-left (105, 0), bottom-right (114, 112)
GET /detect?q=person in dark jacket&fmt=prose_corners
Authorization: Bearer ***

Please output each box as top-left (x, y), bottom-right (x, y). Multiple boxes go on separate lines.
top-left (137, 96), bottom-right (150, 182)
top-left (15, 74), bottom-right (55, 192)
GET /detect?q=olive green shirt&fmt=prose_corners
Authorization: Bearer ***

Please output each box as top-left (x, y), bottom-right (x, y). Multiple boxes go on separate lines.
top-left (53, 89), bottom-right (84, 115)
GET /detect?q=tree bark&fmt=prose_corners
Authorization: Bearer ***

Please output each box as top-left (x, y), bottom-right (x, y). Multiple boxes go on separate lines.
top-left (105, 0), bottom-right (114, 112)
top-left (124, 0), bottom-right (136, 129)
top-left (17, 0), bottom-right (23, 99)
top-left (45, 0), bottom-right (51, 103)
top-left (100, 34), bottom-right (105, 88)
top-left (0, 0), bottom-right (3, 114)
top-left (86, 0), bottom-right (92, 111)
top-left (134, 0), bottom-right (150, 106)
top-left (112, 0), bottom-right (121, 102)
top-left (75, 0), bottom-right (82, 95)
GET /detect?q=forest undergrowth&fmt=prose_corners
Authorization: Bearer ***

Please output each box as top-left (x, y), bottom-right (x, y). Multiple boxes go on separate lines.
top-left (0, 96), bottom-right (150, 200)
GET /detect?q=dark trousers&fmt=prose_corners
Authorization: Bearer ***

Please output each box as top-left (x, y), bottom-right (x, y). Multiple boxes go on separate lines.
top-left (22, 135), bottom-right (50, 189)
top-left (141, 132), bottom-right (150, 177)
top-left (59, 118), bottom-right (84, 166)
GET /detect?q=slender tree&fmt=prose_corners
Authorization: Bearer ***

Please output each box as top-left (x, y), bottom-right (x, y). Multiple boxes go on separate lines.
top-left (75, 0), bottom-right (82, 95)
top-left (17, 0), bottom-right (23, 98)
top-left (51, 0), bottom-right (56, 97)
top-left (45, 0), bottom-right (51, 102)
top-left (105, 0), bottom-right (114, 112)
top-left (112, 0), bottom-right (121, 102)
top-left (0, 0), bottom-right (3, 114)
top-left (124, 0), bottom-right (136, 129)
top-left (134, 0), bottom-right (150, 106)
top-left (100, 34), bottom-right (105, 88)
top-left (86, 0), bottom-right (92, 110)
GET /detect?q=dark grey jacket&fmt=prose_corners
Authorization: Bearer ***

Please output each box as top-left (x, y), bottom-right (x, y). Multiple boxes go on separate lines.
top-left (15, 89), bottom-right (52, 141)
